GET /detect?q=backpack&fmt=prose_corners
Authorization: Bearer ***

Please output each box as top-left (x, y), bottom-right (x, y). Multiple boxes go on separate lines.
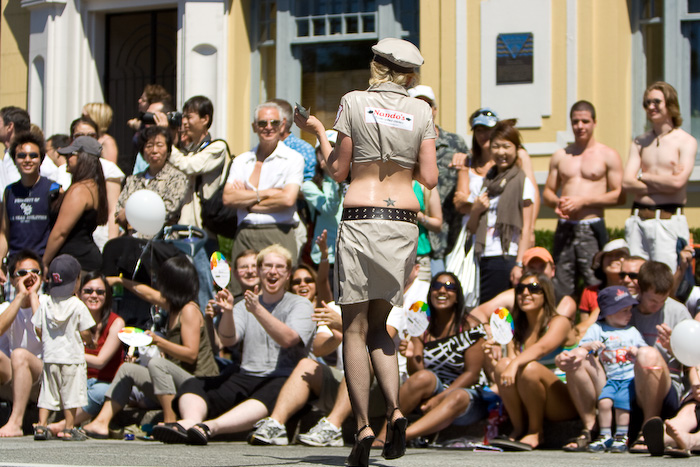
top-left (196, 139), bottom-right (238, 238)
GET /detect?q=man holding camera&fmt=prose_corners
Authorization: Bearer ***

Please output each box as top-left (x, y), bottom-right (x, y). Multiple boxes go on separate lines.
top-left (166, 96), bottom-right (228, 233)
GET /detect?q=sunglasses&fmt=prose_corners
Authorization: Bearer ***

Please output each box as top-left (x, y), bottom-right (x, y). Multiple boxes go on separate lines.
top-left (643, 98), bottom-right (663, 109)
top-left (82, 288), bottom-right (106, 296)
top-left (470, 109), bottom-right (497, 123)
top-left (255, 119), bottom-right (281, 129)
top-left (432, 280), bottom-right (458, 292)
top-left (291, 277), bottom-right (315, 286)
top-left (15, 152), bottom-right (40, 160)
top-left (515, 282), bottom-right (544, 295)
top-left (13, 268), bottom-right (40, 277)
top-left (618, 272), bottom-right (639, 280)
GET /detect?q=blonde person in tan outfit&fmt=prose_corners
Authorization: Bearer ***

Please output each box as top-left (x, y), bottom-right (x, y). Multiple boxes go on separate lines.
top-left (296, 38), bottom-right (437, 466)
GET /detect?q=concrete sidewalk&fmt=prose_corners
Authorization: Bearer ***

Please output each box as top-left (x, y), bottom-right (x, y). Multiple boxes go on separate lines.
top-left (0, 437), bottom-right (690, 466)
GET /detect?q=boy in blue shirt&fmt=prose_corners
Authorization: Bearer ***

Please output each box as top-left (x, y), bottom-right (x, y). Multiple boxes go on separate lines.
top-left (579, 285), bottom-right (648, 453)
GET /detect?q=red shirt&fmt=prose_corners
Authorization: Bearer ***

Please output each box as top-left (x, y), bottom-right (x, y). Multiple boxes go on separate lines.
top-left (86, 312), bottom-right (124, 381)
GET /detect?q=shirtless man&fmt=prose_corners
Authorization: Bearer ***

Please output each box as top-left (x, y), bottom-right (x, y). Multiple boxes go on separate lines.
top-left (622, 81), bottom-right (697, 272)
top-left (543, 101), bottom-right (623, 299)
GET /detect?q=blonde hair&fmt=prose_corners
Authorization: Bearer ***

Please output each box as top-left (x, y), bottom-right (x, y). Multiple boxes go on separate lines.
top-left (369, 60), bottom-right (419, 89)
top-left (83, 103), bottom-right (114, 134)
top-left (257, 244), bottom-right (293, 270)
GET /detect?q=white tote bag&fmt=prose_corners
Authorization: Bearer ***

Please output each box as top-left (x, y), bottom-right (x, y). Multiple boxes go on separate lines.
top-left (445, 216), bottom-right (480, 308)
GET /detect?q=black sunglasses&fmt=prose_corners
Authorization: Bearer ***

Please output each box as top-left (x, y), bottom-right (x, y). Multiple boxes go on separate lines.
top-left (291, 277), bottom-right (315, 286)
top-left (515, 282), bottom-right (544, 295)
top-left (82, 288), bottom-right (106, 296)
top-left (13, 268), bottom-right (40, 277)
top-left (255, 119), bottom-right (281, 129)
top-left (432, 280), bottom-right (458, 292)
top-left (15, 152), bottom-right (40, 160)
top-left (618, 272), bottom-right (639, 280)
top-left (643, 98), bottom-right (663, 109)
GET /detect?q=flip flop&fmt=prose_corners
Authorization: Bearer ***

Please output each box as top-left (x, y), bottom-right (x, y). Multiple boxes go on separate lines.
top-left (83, 429), bottom-right (109, 440)
top-left (152, 422), bottom-right (189, 444)
top-left (489, 435), bottom-right (533, 452)
top-left (187, 423), bottom-right (212, 446)
top-left (666, 447), bottom-right (692, 458)
top-left (642, 417), bottom-right (664, 456)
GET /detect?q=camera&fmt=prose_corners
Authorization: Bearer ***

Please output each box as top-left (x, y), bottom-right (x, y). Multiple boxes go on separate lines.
top-left (141, 111), bottom-right (183, 128)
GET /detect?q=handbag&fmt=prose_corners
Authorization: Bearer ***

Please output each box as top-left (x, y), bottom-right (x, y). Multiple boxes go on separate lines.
top-left (197, 139), bottom-right (239, 238)
top-left (445, 216), bottom-right (480, 308)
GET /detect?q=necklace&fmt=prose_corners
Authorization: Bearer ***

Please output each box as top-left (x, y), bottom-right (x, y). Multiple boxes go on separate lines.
top-left (654, 127), bottom-right (674, 147)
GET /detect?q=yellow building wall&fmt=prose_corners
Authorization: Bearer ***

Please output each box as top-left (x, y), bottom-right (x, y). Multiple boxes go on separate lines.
top-left (227, 0), bottom-right (252, 155)
top-left (0, 0), bottom-right (30, 109)
top-left (421, 0), bottom-right (637, 231)
top-left (419, 0), bottom-right (458, 133)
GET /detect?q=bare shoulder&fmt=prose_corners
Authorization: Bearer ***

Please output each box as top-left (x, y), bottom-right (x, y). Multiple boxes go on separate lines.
top-left (595, 142), bottom-right (621, 161)
top-left (674, 127), bottom-right (697, 144)
top-left (180, 302), bottom-right (204, 325)
top-left (551, 146), bottom-right (567, 162)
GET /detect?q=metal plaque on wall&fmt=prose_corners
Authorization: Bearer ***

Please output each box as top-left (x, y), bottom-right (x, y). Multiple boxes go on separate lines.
top-left (496, 33), bottom-right (534, 84)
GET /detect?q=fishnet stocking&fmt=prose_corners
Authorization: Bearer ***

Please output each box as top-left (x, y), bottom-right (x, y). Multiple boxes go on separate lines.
top-left (342, 300), bottom-right (401, 433)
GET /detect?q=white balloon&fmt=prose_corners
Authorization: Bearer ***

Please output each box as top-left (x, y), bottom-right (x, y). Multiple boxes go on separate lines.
top-left (125, 189), bottom-right (166, 236)
top-left (670, 319), bottom-right (700, 367)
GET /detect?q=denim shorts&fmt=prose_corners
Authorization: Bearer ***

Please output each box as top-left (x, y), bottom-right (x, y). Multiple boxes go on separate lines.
top-left (431, 371), bottom-right (499, 426)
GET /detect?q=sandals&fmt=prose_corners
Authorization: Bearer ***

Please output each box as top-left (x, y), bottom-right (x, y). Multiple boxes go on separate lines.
top-left (61, 428), bottom-right (87, 441)
top-left (666, 447), bottom-right (692, 458)
top-left (629, 434), bottom-right (649, 454)
top-left (642, 417), bottom-right (664, 456)
top-left (33, 425), bottom-right (53, 441)
top-left (152, 422), bottom-right (189, 444)
top-left (187, 423), bottom-right (212, 446)
top-left (562, 428), bottom-right (592, 452)
top-left (489, 435), bottom-right (533, 452)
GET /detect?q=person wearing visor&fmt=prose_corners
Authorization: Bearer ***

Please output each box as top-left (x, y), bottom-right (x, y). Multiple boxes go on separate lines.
top-left (454, 108), bottom-right (540, 235)
top-left (43, 136), bottom-right (108, 272)
top-left (295, 38), bottom-right (438, 466)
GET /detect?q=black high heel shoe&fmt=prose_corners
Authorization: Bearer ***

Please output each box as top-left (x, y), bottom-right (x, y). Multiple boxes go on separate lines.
top-left (382, 409), bottom-right (408, 460)
top-left (347, 425), bottom-right (375, 467)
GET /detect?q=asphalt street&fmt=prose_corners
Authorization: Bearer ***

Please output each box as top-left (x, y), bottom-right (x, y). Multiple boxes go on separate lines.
top-left (0, 437), bottom-right (693, 467)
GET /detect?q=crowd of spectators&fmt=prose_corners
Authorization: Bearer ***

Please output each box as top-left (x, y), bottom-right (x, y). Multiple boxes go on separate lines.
top-left (0, 73), bottom-right (698, 459)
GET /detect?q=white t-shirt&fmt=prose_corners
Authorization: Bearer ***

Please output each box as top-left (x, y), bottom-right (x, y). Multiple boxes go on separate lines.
top-left (0, 151), bottom-right (20, 201)
top-left (31, 295), bottom-right (95, 364)
top-left (0, 301), bottom-right (42, 358)
top-left (227, 142), bottom-right (304, 226)
top-left (387, 278), bottom-right (431, 382)
top-left (483, 177), bottom-right (536, 257)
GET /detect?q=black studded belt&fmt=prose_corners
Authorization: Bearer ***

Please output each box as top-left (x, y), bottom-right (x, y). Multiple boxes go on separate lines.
top-left (341, 207), bottom-right (417, 224)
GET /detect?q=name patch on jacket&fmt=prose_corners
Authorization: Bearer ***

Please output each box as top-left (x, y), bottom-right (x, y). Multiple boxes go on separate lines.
top-left (364, 107), bottom-right (414, 131)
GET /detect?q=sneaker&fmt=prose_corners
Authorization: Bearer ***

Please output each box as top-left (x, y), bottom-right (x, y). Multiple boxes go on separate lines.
top-left (248, 417), bottom-right (288, 446)
top-left (587, 435), bottom-right (613, 452)
top-left (609, 434), bottom-right (628, 453)
top-left (297, 417), bottom-right (344, 447)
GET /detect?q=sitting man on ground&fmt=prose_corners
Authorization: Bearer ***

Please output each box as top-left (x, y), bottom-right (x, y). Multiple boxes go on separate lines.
top-left (247, 262), bottom-right (427, 447)
top-left (151, 244), bottom-right (315, 445)
top-left (0, 250), bottom-right (45, 437)
top-left (556, 260), bottom-right (690, 452)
